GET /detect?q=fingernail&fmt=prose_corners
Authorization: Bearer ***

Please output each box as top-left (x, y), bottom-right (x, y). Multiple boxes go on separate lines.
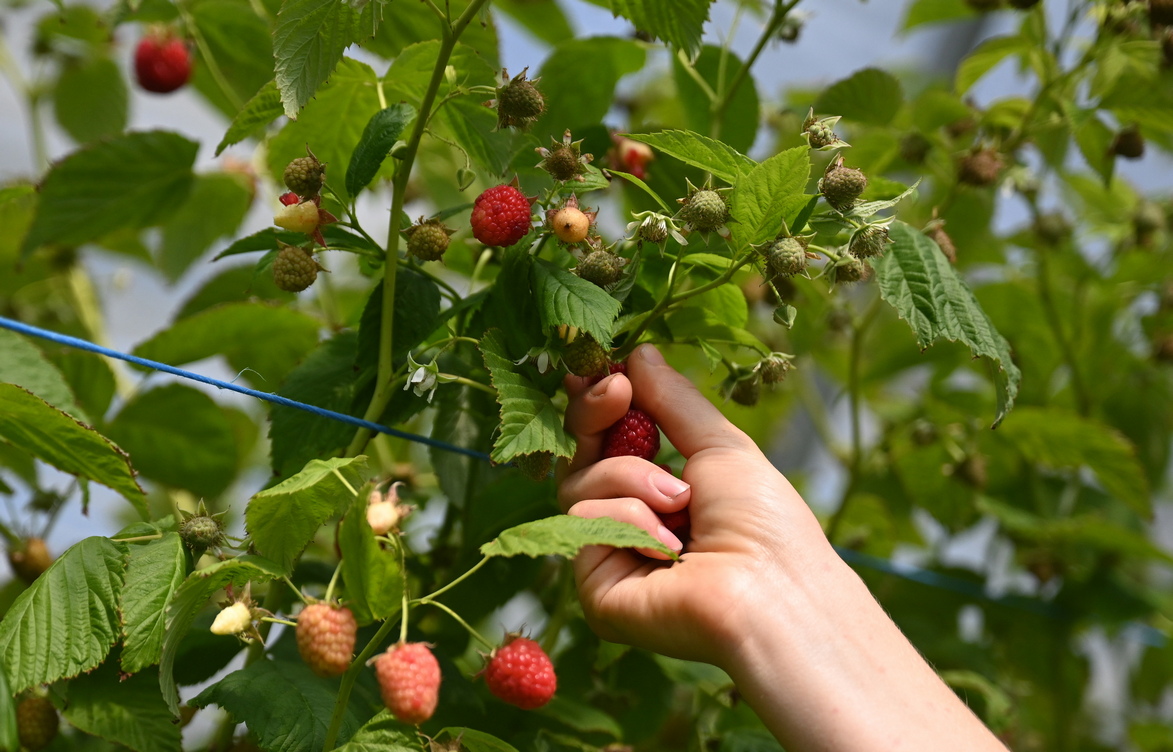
top-left (656, 524), bottom-right (683, 552)
top-left (652, 473), bottom-right (690, 499)
top-left (589, 374), bottom-right (613, 396)
top-left (638, 344), bottom-right (666, 366)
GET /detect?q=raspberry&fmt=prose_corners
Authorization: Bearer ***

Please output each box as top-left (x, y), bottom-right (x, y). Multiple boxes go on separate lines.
top-left (514, 452), bottom-right (553, 481)
top-left (536, 130), bottom-right (592, 182)
top-left (1033, 213), bottom-right (1071, 245)
top-left (471, 184), bottom-right (534, 246)
top-left (958, 148), bottom-right (1004, 187)
top-left (819, 158), bottom-right (867, 211)
top-left (577, 250), bottom-right (623, 287)
top-left (764, 236), bottom-right (808, 279)
top-left (134, 29), bottom-right (191, 94)
top-left (658, 508), bottom-right (691, 542)
top-left (677, 186), bottom-right (732, 234)
top-left (758, 356), bottom-right (791, 385)
top-left (494, 68), bottom-right (545, 130)
top-left (284, 154), bottom-right (326, 197)
top-left (563, 336), bottom-right (609, 378)
top-left (273, 244), bottom-right (321, 292)
top-left (405, 218), bottom-right (455, 261)
top-left (610, 134), bottom-right (654, 179)
top-left (925, 224), bottom-right (957, 263)
top-left (483, 636), bottom-right (557, 710)
top-left (1111, 126), bottom-right (1145, 160)
top-left (279, 191), bottom-right (301, 206)
top-left (375, 642), bottom-right (441, 724)
top-left (898, 132), bottom-right (931, 164)
top-left (210, 601), bottom-right (253, 636)
top-left (550, 206), bottom-right (591, 244)
top-left (274, 201), bottom-right (322, 235)
top-left (805, 122), bottom-right (836, 149)
top-left (587, 361), bottom-right (627, 386)
top-left (848, 224), bottom-right (891, 259)
top-left (17, 697), bottom-right (58, 751)
top-left (179, 509), bottom-right (226, 551)
top-left (829, 256), bottom-right (871, 285)
top-left (601, 409), bottom-right (660, 462)
top-left (296, 603), bottom-right (357, 677)
top-left (730, 377), bottom-right (761, 406)
top-left (7, 537), bottom-right (52, 584)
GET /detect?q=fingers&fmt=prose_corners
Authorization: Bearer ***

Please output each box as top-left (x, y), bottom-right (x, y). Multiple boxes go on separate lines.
top-left (560, 372), bottom-right (632, 478)
top-left (568, 498), bottom-right (682, 559)
top-left (626, 344), bottom-right (757, 458)
top-left (558, 455), bottom-right (690, 513)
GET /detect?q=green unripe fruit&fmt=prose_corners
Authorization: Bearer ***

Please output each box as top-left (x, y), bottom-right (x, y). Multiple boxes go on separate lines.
top-left (563, 336), bottom-right (609, 378)
top-left (680, 189), bottom-right (730, 232)
top-left (849, 225), bottom-right (891, 259)
top-left (577, 250), bottom-right (624, 287)
top-left (514, 452), bottom-right (553, 481)
top-left (819, 164), bottom-right (867, 211)
top-left (284, 155), bottom-right (325, 197)
top-left (765, 237), bottom-right (808, 279)
top-left (730, 377), bottom-right (761, 406)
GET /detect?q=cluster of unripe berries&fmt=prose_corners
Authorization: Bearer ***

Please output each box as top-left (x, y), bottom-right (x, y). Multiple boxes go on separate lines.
top-left (272, 151), bottom-right (334, 292)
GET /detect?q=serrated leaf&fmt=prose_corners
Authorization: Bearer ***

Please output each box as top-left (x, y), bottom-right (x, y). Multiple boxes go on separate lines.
top-left (815, 67), bottom-right (903, 126)
top-left (273, 0), bottom-right (364, 118)
top-left (0, 329), bottom-right (88, 421)
top-left (63, 662), bottom-right (181, 752)
top-left (120, 533), bottom-right (187, 674)
top-left (436, 728), bottom-right (520, 752)
top-left (956, 35), bottom-right (1030, 95)
top-left (0, 384), bottom-right (144, 510)
top-left (338, 491), bottom-right (403, 624)
top-left (847, 181), bottom-right (919, 220)
top-left (213, 227), bottom-right (304, 260)
top-left (356, 272), bottom-right (443, 370)
top-left (345, 104), bottom-right (415, 196)
top-left (665, 308), bottom-right (767, 354)
top-left (481, 514), bottom-right (672, 559)
top-left (610, 0), bottom-right (712, 58)
top-left (479, 329), bottom-right (575, 464)
top-left (246, 457), bottom-right (368, 572)
top-left (729, 146), bottom-right (810, 252)
top-left (191, 658), bottom-right (369, 751)
top-left (997, 407), bottom-right (1150, 518)
top-left (625, 130), bottom-right (755, 183)
top-left (159, 555), bottom-right (285, 714)
top-left (19, 131), bottom-right (198, 258)
top-left (334, 711), bottom-right (417, 751)
top-left (0, 537), bottom-right (127, 694)
top-left (216, 80), bottom-right (283, 154)
top-left (53, 57), bottom-right (128, 143)
top-left (531, 259), bottom-right (621, 347)
top-left (873, 222), bottom-right (1020, 427)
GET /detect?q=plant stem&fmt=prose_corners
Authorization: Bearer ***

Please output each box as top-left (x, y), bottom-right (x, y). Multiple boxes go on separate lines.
top-left (321, 612), bottom-right (402, 750)
top-left (711, 0), bottom-right (801, 138)
top-left (178, 6), bottom-right (244, 112)
top-left (420, 555), bottom-right (488, 601)
top-left (417, 598), bottom-right (493, 649)
top-left (110, 533), bottom-right (164, 543)
top-left (1035, 251), bottom-right (1091, 415)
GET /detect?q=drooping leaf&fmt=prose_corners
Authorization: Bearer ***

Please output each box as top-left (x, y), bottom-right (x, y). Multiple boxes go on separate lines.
top-left (481, 514), bottom-right (672, 559)
top-left (610, 0), bottom-right (713, 58)
top-left (216, 80), bottom-right (283, 154)
top-left (815, 67), bottom-right (904, 126)
top-left (873, 222), bottom-right (1020, 427)
top-left (493, 0), bottom-right (574, 45)
top-left (338, 491), bottom-right (403, 624)
top-left (479, 329), bottom-right (576, 464)
top-left (0, 536), bottom-right (128, 694)
top-left (0, 384), bottom-right (144, 511)
top-left (0, 329), bottom-right (88, 421)
top-left (273, 0), bottom-right (364, 118)
top-left (729, 146), bottom-right (810, 252)
top-left (625, 130), bottom-right (755, 184)
top-left (62, 662), bottom-right (181, 752)
top-left (345, 104), bottom-right (415, 196)
top-left (120, 533), bottom-right (188, 674)
top-left (53, 57), bottom-right (128, 143)
top-left (245, 456), bottom-right (368, 572)
top-left (531, 259), bottom-right (621, 347)
top-left (19, 131), bottom-right (198, 258)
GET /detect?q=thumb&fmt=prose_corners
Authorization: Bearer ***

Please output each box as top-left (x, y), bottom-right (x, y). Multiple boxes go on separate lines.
top-left (626, 345), bottom-right (756, 459)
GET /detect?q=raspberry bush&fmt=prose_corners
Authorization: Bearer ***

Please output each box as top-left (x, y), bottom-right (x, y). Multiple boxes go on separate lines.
top-left (0, 0), bottom-right (1172, 750)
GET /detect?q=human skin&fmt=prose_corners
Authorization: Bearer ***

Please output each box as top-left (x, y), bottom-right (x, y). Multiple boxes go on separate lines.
top-left (557, 344), bottom-right (1008, 752)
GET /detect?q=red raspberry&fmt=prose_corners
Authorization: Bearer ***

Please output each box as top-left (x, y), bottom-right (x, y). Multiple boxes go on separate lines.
top-left (658, 508), bottom-right (691, 541)
top-left (134, 30), bottom-right (192, 94)
top-left (279, 191), bottom-right (300, 206)
top-left (470, 184), bottom-right (533, 246)
top-left (375, 642), bottom-right (441, 724)
top-left (17, 697), bottom-right (58, 751)
top-left (295, 603), bottom-right (357, 677)
top-left (601, 409), bottom-right (660, 462)
top-left (587, 362), bottom-right (626, 386)
top-left (483, 636), bottom-right (557, 710)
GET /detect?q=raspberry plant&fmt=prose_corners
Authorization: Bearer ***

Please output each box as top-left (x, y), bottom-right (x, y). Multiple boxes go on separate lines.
top-left (0, 0), bottom-right (1172, 750)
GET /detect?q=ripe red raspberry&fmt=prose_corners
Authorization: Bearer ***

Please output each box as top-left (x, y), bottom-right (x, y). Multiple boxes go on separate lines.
top-left (296, 603), bottom-right (357, 677)
top-left (134, 30), bottom-right (192, 94)
top-left (278, 191), bottom-right (301, 206)
top-left (601, 409), bottom-right (660, 462)
top-left (17, 696), bottom-right (58, 751)
top-left (471, 184), bottom-right (533, 246)
top-left (483, 636), bottom-right (557, 710)
top-left (375, 642), bottom-right (441, 724)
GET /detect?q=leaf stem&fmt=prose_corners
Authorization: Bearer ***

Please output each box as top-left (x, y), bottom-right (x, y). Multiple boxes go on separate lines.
top-left (446, 375), bottom-right (495, 396)
top-left (420, 555), bottom-right (488, 601)
top-left (110, 533), bottom-right (164, 543)
top-left (713, 0), bottom-right (800, 128)
top-left (416, 598), bottom-right (494, 649)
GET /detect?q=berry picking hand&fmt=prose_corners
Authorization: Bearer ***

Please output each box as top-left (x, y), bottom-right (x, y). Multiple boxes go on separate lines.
top-left (558, 345), bottom-right (1009, 752)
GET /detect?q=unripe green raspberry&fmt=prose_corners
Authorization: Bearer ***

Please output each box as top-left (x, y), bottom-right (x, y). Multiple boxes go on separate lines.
top-left (405, 219), bottom-right (455, 261)
top-left (577, 250), bottom-right (624, 287)
top-left (563, 336), bottom-right (609, 378)
top-left (682, 190), bottom-right (729, 231)
top-left (926, 224), bottom-right (957, 263)
top-left (829, 256), bottom-right (870, 284)
top-left (759, 356), bottom-right (791, 384)
top-left (958, 148), bottom-right (1004, 186)
top-left (180, 513), bottom-right (225, 549)
top-left (284, 155), bottom-right (325, 197)
top-left (495, 68), bottom-right (545, 130)
top-left (819, 160), bottom-right (867, 212)
top-left (806, 122), bottom-right (836, 149)
top-left (273, 244), bottom-right (321, 292)
top-left (765, 237), bottom-right (808, 279)
top-left (514, 452), bottom-right (553, 481)
top-left (211, 601), bottom-right (253, 636)
top-left (17, 697), bottom-right (58, 751)
top-left (849, 224), bottom-right (891, 259)
top-left (730, 377), bottom-right (761, 406)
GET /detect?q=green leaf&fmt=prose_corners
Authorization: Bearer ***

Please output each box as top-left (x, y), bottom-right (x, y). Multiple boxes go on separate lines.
top-left (273, 0), bottom-right (363, 118)
top-left (0, 384), bottom-right (144, 510)
top-left (435, 728), bottom-right (520, 752)
top-left (956, 35), bottom-right (1031, 95)
top-left (334, 711), bottom-right (418, 751)
top-left (19, 131), bottom-right (198, 258)
top-left (191, 658), bottom-right (369, 751)
top-left (479, 329), bottom-right (576, 464)
top-left (873, 222), bottom-right (1020, 427)
top-left (62, 662), bottom-right (181, 752)
top-left (1072, 109), bottom-right (1115, 185)
top-left (531, 259), bottom-right (621, 347)
top-left (493, 0), bottom-right (575, 45)
top-left (665, 308), bottom-right (766, 354)
top-left (159, 555), bottom-right (285, 714)
top-left (672, 45), bottom-right (759, 153)
top-left (53, 57), bottom-right (128, 143)
top-left (610, 0), bottom-right (713, 57)
top-left (158, 173), bottom-right (253, 281)
top-left (939, 671), bottom-right (1013, 732)
top-left (625, 130), bottom-right (756, 184)
top-left (46, 348), bottom-right (116, 423)
top-left (0, 537), bottom-right (127, 694)
top-left (536, 37), bottom-right (646, 141)
top-left (345, 104), bottom-right (415, 197)
top-left (105, 384), bottom-right (238, 499)
top-left (0, 662), bottom-right (17, 752)
top-left (338, 491), bottom-right (404, 624)
top-left (0, 329), bottom-right (88, 421)
top-left (481, 514), bottom-right (672, 559)
top-left (216, 80), bottom-right (283, 154)
top-left (132, 302), bottom-right (321, 388)
top-left (356, 271), bottom-right (443, 369)
top-left (246, 456), bottom-right (368, 572)
top-left (815, 67), bottom-right (904, 126)
top-left (120, 533), bottom-right (188, 674)
top-left (901, 0), bottom-right (973, 30)
top-left (729, 146), bottom-right (810, 252)
top-left (997, 407), bottom-right (1151, 517)
top-left (540, 696), bottom-right (624, 738)
top-left (190, 0), bottom-right (275, 116)
top-left (213, 227), bottom-right (303, 261)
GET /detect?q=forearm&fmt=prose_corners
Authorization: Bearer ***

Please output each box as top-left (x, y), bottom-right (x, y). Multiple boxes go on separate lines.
top-left (723, 548), bottom-right (1008, 752)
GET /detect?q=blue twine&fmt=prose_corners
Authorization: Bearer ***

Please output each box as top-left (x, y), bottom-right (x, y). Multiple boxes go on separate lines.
top-left (2, 315), bottom-right (1169, 644)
